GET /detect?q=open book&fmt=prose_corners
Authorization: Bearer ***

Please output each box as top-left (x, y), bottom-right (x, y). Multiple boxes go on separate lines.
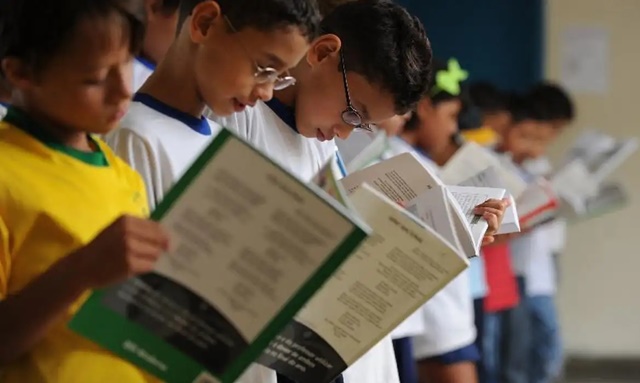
top-left (335, 130), bottom-right (388, 174)
top-left (339, 152), bottom-right (506, 258)
top-left (441, 142), bottom-right (561, 231)
top-left (563, 129), bottom-right (638, 184)
top-left (552, 130), bottom-right (637, 220)
top-left (258, 181), bottom-right (468, 383)
top-left (69, 129), bottom-right (370, 383)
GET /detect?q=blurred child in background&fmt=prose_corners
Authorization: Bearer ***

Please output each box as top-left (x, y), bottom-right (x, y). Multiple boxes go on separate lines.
top-left (518, 83), bottom-right (575, 383)
top-left (133, 0), bottom-right (180, 90)
top-left (401, 59), bottom-right (507, 383)
top-left (485, 93), bottom-right (555, 383)
top-left (461, 82), bottom-right (512, 147)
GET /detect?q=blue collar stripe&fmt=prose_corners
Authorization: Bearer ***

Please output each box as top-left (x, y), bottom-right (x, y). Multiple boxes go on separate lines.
top-left (136, 56), bottom-right (156, 71)
top-left (133, 93), bottom-right (212, 136)
top-left (336, 151), bottom-right (348, 177)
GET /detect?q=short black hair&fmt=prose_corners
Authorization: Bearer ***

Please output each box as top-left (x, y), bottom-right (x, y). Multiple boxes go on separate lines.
top-left (528, 82), bottom-right (575, 121)
top-left (469, 82), bottom-right (510, 115)
top-left (159, 0), bottom-right (181, 14)
top-left (322, 0), bottom-right (433, 114)
top-left (458, 87), bottom-right (483, 131)
top-left (179, 0), bottom-right (321, 41)
top-left (508, 92), bottom-right (550, 123)
top-left (0, 0), bottom-right (146, 78)
top-left (318, 0), bottom-right (355, 16)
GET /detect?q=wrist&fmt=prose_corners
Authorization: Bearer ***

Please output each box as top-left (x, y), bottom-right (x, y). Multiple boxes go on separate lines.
top-left (50, 250), bottom-right (93, 295)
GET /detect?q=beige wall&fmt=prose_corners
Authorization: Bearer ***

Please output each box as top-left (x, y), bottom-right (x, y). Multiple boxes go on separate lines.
top-left (546, 0), bottom-right (640, 357)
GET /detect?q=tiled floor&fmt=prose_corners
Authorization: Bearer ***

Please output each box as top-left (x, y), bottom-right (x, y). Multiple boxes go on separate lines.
top-left (564, 381), bottom-right (639, 383)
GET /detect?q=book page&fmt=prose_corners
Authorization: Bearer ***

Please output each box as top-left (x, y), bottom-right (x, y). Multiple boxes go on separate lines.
top-left (446, 186), bottom-right (506, 257)
top-left (517, 178), bottom-right (559, 229)
top-left (335, 131), bottom-right (378, 169)
top-left (70, 130), bottom-right (369, 383)
top-left (564, 130), bottom-right (638, 183)
top-left (441, 142), bottom-right (527, 198)
top-left (405, 185), bottom-right (463, 255)
top-left (340, 152), bottom-right (442, 203)
top-left (565, 182), bottom-right (629, 222)
top-left (259, 184), bottom-right (467, 383)
top-left (311, 156), bottom-right (352, 210)
top-left (551, 160), bottom-right (598, 214)
top-left (457, 166), bottom-right (520, 234)
top-left (336, 130), bottom-right (388, 173)
top-left (587, 139), bottom-right (638, 183)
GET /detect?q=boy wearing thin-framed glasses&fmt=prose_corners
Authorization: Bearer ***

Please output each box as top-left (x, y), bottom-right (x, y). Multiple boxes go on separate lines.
top-left (209, 2), bottom-right (432, 383)
top-left (106, 3), bottom-right (320, 382)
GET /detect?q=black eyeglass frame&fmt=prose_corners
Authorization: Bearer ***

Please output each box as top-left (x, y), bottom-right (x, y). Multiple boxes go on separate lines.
top-left (339, 50), bottom-right (372, 132)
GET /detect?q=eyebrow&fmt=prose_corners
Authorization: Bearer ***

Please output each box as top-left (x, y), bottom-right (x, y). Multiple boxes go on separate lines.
top-left (356, 102), bottom-right (371, 120)
top-left (262, 53), bottom-right (286, 69)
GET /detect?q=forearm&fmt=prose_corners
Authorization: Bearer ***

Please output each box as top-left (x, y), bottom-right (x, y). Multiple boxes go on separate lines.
top-left (0, 254), bottom-right (87, 364)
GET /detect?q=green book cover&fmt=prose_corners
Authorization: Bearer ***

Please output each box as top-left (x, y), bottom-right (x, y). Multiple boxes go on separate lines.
top-left (69, 129), bottom-right (369, 383)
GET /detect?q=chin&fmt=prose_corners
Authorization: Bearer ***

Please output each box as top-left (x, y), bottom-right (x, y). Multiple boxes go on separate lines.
top-left (92, 123), bottom-right (118, 136)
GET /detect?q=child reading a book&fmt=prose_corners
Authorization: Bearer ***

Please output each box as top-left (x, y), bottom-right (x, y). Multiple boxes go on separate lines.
top-left (133, 0), bottom-right (180, 90)
top-left (400, 59), bottom-right (500, 383)
top-left (487, 91), bottom-right (559, 383)
top-left (462, 82), bottom-right (512, 146)
top-left (0, 1), bottom-right (172, 382)
top-left (107, 1), bottom-right (320, 382)
top-left (517, 83), bottom-right (574, 383)
top-left (209, 2), bottom-right (438, 382)
top-left (108, 0), bottom-right (320, 208)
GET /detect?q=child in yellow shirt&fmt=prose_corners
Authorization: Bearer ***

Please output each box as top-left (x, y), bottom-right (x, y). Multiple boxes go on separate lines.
top-left (0, 1), bottom-right (170, 382)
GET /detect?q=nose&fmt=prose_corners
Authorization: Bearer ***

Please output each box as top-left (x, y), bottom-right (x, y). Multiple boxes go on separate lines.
top-left (110, 66), bottom-right (133, 103)
top-left (254, 82), bottom-right (275, 102)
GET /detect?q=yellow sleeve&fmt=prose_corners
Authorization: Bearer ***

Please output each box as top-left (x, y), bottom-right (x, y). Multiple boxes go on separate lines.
top-left (132, 171), bottom-right (151, 218)
top-left (0, 214), bottom-right (10, 299)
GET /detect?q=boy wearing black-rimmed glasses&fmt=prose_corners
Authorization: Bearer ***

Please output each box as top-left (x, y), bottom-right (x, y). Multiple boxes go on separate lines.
top-left (209, 1), bottom-right (433, 382)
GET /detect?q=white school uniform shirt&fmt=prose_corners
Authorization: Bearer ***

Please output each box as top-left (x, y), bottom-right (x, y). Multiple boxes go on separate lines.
top-left (106, 95), bottom-right (276, 383)
top-left (523, 155), bottom-right (568, 256)
top-left (106, 93), bottom-right (222, 208)
top-left (212, 99), bottom-right (401, 383)
top-left (132, 57), bottom-right (155, 92)
top-left (509, 157), bottom-right (559, 296)
top-left (384, 137), bottom-right (477, 358)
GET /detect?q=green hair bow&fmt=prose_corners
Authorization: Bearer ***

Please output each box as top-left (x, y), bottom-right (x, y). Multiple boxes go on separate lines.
top-left (431, 58), bottom-right (469, 96)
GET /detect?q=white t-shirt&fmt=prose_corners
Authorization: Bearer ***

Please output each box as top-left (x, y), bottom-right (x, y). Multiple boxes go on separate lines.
top-left (0, 103), bottom-right (7, 119)
top-left (132, 57), bottom-right (155, 92)
top-left (383, 137), bottom-right (477, 358)
top-left (509, 227), bottom-right (557, 296)
top-left (509, 157), bottom-right (559, 296)
top-left (106, 95), bottom-right (275, 383)
top-left (106, 94), bottom-right (221, 208)
top-left (213, 99), bottom-right (401, 383)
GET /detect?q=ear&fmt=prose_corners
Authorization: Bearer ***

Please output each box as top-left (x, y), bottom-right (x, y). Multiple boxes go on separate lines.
top-left (305, 34), bottom-right (341, 68)
top-left (1, 58), bottom-right (33, 90)
top-left (189, 0), bottom-right (223, 44)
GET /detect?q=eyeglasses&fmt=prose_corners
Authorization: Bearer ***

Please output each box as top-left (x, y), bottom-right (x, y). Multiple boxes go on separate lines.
top-left (223, 16), bottom-right (296, 91)
top-left (339, 50), bottom-right (372, 132)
